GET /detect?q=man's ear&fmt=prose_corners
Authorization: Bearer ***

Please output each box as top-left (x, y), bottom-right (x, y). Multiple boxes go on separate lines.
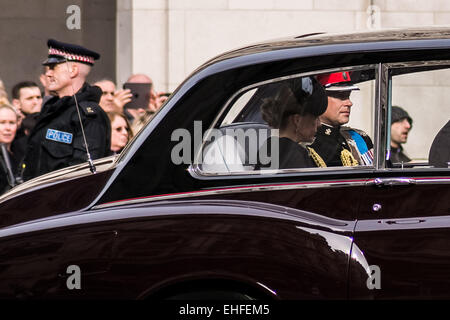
top-left (69, 62), bottom-right (79, 78)
top-left (12, 98), bottom-right (21, 110)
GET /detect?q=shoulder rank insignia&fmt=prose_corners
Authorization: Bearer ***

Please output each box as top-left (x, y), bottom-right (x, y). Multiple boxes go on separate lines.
top-left (79, 103), bottom-right (97, 116)
top-left (46, 129), bottom-right (73, 144)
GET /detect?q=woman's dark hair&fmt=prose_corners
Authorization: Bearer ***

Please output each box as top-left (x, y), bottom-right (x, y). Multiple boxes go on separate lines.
top-left (261, 76), bottom-right (327, 129)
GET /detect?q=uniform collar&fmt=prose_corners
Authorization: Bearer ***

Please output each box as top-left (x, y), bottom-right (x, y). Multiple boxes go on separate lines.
top-left (317, 123), bottom-right (341, 137)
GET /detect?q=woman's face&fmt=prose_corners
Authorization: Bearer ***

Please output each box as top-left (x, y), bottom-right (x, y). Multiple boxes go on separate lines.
top-left (110, 115), bottom-right (129, 152)
top-left (0, 108), bottom-right (18, 145)
top-left (295, 113), bottom-right (320, 143)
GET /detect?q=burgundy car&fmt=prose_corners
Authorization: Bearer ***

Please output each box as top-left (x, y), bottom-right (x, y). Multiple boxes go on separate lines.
top-left (0, 27), bottom-right (449, 299)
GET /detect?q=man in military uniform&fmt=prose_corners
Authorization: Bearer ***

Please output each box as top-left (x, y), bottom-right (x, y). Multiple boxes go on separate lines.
top-left (21, 39), bottom-right (111, 181)
top-left (389, 106), bottom-right (413, 164)
top-left (310, 72), bottom-right (373, 167)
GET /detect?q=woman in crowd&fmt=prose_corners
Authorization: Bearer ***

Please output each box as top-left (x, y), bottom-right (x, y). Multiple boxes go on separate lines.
top-left (0, 104), bottom-right (20, 192)
top-left (258, 77), bottom-right (328, 169)
top-left (107, 111), bottom-right (134, 155)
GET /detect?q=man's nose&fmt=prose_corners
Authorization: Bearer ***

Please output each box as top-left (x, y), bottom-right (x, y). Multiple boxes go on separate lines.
top-left (344, 98), bottom-right (353, 107)
top-left (403, 119), bottom-right (411, 129)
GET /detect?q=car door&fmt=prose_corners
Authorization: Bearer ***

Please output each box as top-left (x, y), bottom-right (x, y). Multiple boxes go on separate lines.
top-left (0, 215), bottom-right (117, 298)
top-left (96, 65), bottom-right (380, 299)
top-left (350, 62), bottom-right (450, 299)
top-left (183, 66), bottom-right (381, 298)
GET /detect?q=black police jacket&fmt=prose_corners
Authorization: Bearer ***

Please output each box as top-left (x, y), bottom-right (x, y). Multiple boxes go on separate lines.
top-left (22, 83), bottom-right (111, 181)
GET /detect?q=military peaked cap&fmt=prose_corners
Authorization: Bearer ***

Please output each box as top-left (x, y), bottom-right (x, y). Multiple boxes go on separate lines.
top-left (316, 71), bottom-right (360, 92)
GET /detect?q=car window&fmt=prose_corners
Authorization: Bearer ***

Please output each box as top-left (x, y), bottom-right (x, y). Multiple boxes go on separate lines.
top-left (195, 66), bottom-right (377, 176)
top-left (388, 64), bottom-right (450, 169)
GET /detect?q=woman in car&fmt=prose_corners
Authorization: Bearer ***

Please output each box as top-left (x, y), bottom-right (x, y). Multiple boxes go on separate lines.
top-left (258, 77), bottom-right (328, 169)
top-left (107, 111), bottom-right (134, 155)
top-left (0, 104), bottom-right (20, 192)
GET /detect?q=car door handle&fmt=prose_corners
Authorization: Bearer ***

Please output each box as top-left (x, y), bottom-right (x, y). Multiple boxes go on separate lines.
top-left (371, 177), bottom-right (416, 187)
top-left (384, 219), bottom-right (425, 225)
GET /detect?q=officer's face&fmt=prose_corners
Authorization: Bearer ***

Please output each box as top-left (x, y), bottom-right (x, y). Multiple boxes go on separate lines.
top-left (17, 87), bottom-right (42, 114)
top-left (0, 107), bottom-right (18, 145)
top-left (391, 118), bottom-right (412, 147)
top-left (319, 91), bottom-right (353, 126)
top-left (44, 63), bottom-right (72, 95)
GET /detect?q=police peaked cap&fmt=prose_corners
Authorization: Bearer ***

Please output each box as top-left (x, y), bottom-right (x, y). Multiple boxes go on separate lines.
top-left (42, 39), bottom-right (100, 66)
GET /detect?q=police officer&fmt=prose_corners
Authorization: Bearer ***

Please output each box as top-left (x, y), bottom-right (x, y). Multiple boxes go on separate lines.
top-left (310, 72), bottom-right (374, 167)
top-left (21, 39), bottom-right (111, 181)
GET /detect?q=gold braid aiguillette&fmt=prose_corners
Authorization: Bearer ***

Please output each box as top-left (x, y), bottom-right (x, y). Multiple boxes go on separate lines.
top-left (340, 148), bottom-right (358, 166)
top-left (308, 147), bottom-right (327, 168)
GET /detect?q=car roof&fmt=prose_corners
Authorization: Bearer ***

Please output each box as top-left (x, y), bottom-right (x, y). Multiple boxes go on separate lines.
top-left (198, 27), bottom-right (450, 71)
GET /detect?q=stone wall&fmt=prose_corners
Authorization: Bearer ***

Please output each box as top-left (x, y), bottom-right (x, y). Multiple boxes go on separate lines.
top-left (118, 0), bottom-right (450, 93)
top-left (0, 0), bottom-right (116, 96)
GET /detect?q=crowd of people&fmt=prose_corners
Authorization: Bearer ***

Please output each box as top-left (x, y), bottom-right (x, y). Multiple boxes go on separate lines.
top-left (0, 39), bottom-right (168, 193)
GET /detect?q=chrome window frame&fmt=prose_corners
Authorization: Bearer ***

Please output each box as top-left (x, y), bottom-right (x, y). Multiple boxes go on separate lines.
top-left (189, 64), bottom-right (380, 179)
top-left (380, 60), bottom-right (450, 170)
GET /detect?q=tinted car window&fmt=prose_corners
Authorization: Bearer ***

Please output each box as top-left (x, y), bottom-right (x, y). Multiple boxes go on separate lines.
top-left (197, 67), bottom-right (377, 176)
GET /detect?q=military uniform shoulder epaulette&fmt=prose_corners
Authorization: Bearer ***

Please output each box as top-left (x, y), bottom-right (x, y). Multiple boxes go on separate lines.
top-left (340, 126), bottom-right (369, 137)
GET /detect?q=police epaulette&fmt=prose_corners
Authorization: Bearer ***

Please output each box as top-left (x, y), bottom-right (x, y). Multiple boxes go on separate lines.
top-left (79, 102), bottom-right (97, 116)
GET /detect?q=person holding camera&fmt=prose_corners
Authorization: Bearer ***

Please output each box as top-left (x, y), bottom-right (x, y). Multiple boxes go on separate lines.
top-left (94, 79), bottom-right (132, 113)
top-left (122, 73), bottom-right (170, 133)
top-left (126, 73), bottom-right (168, 113)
